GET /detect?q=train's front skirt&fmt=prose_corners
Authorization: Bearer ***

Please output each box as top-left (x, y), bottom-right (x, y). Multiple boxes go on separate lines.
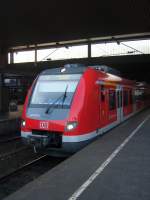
top-left (21, 130), bottom-right (97, 154)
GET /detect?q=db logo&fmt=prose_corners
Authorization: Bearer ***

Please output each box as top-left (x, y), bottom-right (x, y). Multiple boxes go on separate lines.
top-left (39, 121), bottom-right (49, 129)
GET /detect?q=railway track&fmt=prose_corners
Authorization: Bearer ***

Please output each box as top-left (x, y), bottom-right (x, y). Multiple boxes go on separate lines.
top-left (0, 154), bottom-right (48, 182)
top-left (0, 154), bottom-right (65, 199)
top-left (0, 136), bottom-right (26, 160)
top-left (0, 146), bottom-right (28, 160)
top-left (0, 136), bottom-right (21, 144)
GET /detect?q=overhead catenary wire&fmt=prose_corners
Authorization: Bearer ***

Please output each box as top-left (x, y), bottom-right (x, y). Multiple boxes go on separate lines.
top-left (118, 41), bottom-right (144, 54)
top-left (39, 45), bottom-right (70, 62)
top-left (40, 48), bottom-right (59, 61)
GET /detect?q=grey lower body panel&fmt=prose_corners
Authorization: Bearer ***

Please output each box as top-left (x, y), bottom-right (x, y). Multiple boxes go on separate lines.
top-left (61, 139), bottom-right (93, 153)
top-left (22, 135), bottom-right (95, 156)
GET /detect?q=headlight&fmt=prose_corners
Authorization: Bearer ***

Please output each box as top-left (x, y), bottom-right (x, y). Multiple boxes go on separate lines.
top-left (21, 120), bottom-right (26, 127)
top-left (66, 121), bottom-right (78, 131)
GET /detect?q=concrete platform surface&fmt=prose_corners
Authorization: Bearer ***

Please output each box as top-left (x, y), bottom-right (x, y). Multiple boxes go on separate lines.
top-left (4, 109), bottom-right (150, 200)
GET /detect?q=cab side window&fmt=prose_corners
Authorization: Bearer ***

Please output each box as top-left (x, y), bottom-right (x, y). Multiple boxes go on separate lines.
top-left (101, 85), bottom-right (105, 102)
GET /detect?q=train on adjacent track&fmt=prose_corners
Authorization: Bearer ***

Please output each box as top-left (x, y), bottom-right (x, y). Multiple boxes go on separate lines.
top-left (21, 64), bottom-right (150, 155)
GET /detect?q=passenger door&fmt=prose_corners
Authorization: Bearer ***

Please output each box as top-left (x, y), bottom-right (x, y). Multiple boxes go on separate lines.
top-left (100, 85), bottom-right (108, 127)
top-left (108, 88), bottom-right (117, 124)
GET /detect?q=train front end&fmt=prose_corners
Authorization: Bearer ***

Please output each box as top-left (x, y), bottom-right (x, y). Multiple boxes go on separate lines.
top-left (21, 66), bottom-right (86, 155)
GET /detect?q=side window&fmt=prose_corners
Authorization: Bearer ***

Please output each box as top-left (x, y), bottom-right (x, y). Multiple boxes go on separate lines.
top-left (109, 90), bottom-right (116, 110)
top-left (123, 90), bottom-right (129, 106)
top-left (101, 85), bottom-right (105, 102)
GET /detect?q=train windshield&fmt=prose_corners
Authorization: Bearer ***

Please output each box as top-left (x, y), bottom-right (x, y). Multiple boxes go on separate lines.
top-left (29, 74), bottom-right (81, 108)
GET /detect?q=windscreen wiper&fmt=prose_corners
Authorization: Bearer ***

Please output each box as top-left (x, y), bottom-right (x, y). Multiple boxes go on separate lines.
top-left (61, 85), bottom-right (68, 108)
top-left (45, 94), bottom-right (63, 114)
top-left (45, 85), bottom-right (68, 114)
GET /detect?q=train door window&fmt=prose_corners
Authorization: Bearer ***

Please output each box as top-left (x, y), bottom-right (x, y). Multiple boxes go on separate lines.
top-left (117, 91), bottom-right (120, 108)
top-left (109, 90), bottom-right (116, 110)
top-left (129, 90), bottom-right (133, 105)
top-left (120, 91), bottom-right (122, 107)
top-left (101, 85), bottom-right (105, 102)
top-left (123, 90), bottom-right (129, 106)
top-left (117, 90), bottom-right (122, 108)
top-left (133, 90), bottom-right (136, 104)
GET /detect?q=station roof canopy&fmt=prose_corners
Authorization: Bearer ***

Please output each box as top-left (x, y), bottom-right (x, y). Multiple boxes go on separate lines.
top-left (0, 0), bottom-right (150, 47)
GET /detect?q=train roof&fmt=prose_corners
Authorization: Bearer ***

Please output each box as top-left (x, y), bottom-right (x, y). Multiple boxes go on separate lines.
top-left (40, 64), bottom-right (120, 76)
top-left (40, 64), bottom-right (87, 75)
top-left (40, 64), bottom-right (135, 86)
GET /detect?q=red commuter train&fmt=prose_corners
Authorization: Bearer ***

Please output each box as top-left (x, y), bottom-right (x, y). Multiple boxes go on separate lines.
top-left (21, 64), bottom-right (150, 155)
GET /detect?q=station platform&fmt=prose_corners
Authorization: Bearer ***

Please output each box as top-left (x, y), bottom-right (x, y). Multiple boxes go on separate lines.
top-left (5, 109), bottom-right (150, 200)
top-left (0, 105), bottom-right (22, 135)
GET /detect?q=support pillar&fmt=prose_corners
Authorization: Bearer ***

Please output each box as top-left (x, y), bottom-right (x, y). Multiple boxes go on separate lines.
top-left (10, 50), bottom-right (14, 64)
top-left (0, 46), bottom-right (8, 66)
top-left (88, 42), bottom-right (91, 58)
top-left (34, 44), bottom-right (37, 66)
